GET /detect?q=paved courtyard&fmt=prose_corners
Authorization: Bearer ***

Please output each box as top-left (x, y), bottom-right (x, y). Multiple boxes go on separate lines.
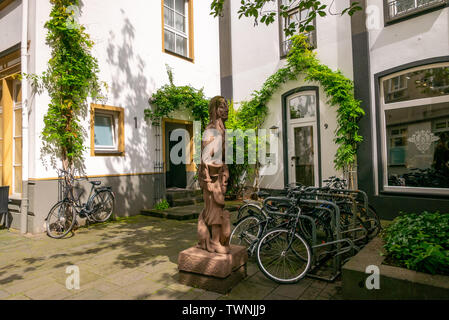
top-left (0, 214), bottom-right (342, 300)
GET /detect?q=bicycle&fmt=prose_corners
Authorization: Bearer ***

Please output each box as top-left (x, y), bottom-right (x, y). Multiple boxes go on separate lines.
top-left (255, 197), bottom-right (313, 284)
top-left (46, 169), bottom-right (115, 239)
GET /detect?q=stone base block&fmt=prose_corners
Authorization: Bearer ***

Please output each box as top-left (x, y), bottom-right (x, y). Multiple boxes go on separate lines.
top-left (178, 265), bottom-right (247, 294)
top-left (178, 245), bottom-right (248, 278)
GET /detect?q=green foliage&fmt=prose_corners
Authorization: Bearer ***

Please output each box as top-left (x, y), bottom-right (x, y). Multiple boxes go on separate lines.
top-left (210, 0), bottom-right (362, 35)
top-left (382, 211), bottom-right (449, 275)
top-left (225, 102), bottom-right (257, 196)
top-left (154, 199), bottom-right (170, 211)
top-left (27, 0), bottom-right (105, 170)
top-left (145, 35), bottom-right (364, 195)
top-left (145, 65), bottom-right (210, 128)
top-left (240, 34), bottom-right (364, 170)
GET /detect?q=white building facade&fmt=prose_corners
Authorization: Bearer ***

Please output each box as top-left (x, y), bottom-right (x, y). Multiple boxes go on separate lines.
top-left (0, 0), bottom-right (221, 233)
top-left (1, 0), bottom-right (448, 234)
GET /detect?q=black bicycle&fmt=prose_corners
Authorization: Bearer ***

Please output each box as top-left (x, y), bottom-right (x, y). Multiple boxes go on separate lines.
top-left (46, 170), bottom-right (115, 239)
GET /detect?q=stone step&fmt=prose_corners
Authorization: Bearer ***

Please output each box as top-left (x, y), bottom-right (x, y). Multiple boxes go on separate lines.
top-left (171, 196), bottom-right (204, 207)
top-left (141, 202), bottom-right (242, 221)
top-left (166, 189), bottom-right (202, 201)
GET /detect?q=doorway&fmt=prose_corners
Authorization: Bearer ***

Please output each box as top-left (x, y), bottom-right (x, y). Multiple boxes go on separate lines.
top-left (284, 89), bottom-right (321, 187)
top-left (163, 119), bottom-right (194, 189)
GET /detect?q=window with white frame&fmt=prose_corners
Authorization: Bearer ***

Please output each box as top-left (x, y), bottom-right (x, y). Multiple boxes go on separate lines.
top-left (91, 104), bottom-right (124, 156)
top-left (380, 63), bottom-right (449, 193)
top-left (163, 0), bottom-right (191, 58)
top-left (279, 0), bottom-right (317, 58)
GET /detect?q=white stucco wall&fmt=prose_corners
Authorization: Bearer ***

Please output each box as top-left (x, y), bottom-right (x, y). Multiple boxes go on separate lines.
top-left (229, 0), bottom-right (354, 189)
top-left (29, 0), bottom-right (221, 179)
top-left (0, 0), bottom-right (22, 53)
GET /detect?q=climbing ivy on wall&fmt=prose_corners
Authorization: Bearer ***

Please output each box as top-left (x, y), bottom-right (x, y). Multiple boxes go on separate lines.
top-left (238, 34), bottom-right (365, 171)
top-left (144, 65), bottom-right (210, 129)
top-left (27, 0), bottom-right (105, 172)
top-left (146, 35), bottom-right (364, 191)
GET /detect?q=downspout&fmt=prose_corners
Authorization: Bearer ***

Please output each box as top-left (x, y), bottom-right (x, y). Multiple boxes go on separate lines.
top-left (20, 0), bottom-right (29, 234)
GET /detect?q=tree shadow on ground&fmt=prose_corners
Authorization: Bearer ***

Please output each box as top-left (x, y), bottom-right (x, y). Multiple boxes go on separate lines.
top-left (0, 216), bottom-right (198, 297)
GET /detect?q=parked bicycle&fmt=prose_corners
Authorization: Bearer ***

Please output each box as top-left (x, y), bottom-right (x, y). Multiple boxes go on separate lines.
top-left (46, 169), bottom-right (115, 239)
top-left (230, 179), bottom-right (381, 283)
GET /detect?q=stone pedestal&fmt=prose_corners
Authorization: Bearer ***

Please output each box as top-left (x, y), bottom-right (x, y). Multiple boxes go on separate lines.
top-left (178, 245), bottom-right (248, 294)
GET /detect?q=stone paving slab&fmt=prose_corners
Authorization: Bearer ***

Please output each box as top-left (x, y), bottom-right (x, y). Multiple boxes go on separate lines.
top-left (0, 211), bottom-right (343, 300)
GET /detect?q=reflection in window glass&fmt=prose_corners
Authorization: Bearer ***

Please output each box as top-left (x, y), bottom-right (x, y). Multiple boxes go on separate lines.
top-left (289, 94), bottom-right (316, 120)
top-left (95, 114), bottom-right (115, 148)
top-left (384, 65), bottom-right (449, 104)
top-left (164, 30), bottom-right (175, 52)
top-left (164, 0), bottom-right (189, 57)
top-left (386, 103), bottom-right (449, 189)
top-left (294, 126), bottom-right (315, 186)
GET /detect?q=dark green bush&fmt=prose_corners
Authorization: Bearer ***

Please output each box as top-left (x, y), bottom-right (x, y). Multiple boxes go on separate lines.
top-left (382, 211), bottom-right (449, 275)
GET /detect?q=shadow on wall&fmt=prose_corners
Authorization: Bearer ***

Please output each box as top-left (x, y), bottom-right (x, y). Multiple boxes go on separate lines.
top-left (99, 10), bottom-right (159, 217)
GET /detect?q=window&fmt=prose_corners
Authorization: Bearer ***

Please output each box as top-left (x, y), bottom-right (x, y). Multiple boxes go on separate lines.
top-left (91, 104), bottom-right (125, 156)
top-left (279, 0), bottom-right (317, 58)
top-left (162, 0), bottom-right (194, 61)
top-left (385, 0), bottom-right (448, 23)
top-left (380, 63), bottom-right (449, 194)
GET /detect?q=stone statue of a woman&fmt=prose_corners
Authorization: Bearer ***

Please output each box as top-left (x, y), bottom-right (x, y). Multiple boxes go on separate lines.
top-left (197, 96), bottom-right (231, 254)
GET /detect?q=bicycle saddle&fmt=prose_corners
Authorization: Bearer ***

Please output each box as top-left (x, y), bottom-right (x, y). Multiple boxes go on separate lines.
top-left (90, 181), bottom-right (102, 186)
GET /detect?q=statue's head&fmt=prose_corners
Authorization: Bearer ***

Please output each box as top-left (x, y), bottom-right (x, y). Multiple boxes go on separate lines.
top-left (209, 96), bottom-right (228, 123)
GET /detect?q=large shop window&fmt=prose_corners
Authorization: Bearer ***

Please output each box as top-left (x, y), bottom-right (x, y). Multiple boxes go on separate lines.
top-left (279, 0), bottom-right (317, 58)
top-left (380, 63), bottom-right (449, 194)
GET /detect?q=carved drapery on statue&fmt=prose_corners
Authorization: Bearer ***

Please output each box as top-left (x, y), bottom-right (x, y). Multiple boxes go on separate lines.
top-left (197, 96), bottom-right (231, 254)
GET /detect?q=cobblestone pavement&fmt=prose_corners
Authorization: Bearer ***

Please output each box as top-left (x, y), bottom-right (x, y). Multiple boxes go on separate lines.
top-left (0, 215), bottom-right (342, 300)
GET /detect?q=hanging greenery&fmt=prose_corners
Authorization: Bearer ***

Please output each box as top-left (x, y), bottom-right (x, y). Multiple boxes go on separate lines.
top-left (144, 65), bottom-right (210, 129)
top-left (238, 34), bottom-right (365, 171)
top-left (27, 0), bottom-right (105, 172)
top-left (146, 35), bottom-right (364, 193)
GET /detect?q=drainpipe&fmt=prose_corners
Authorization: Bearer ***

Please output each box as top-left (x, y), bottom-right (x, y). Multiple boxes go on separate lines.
top-left (20, 0), bottom-right (29, 234)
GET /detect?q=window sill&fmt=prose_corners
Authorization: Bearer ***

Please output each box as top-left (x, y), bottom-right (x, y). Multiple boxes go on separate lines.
top-left (384, 0), bottom-right (448, 26)
top-left (93, 151), bottom-right (125, 157)
top-left (163, 49), bottom-right (194, 63)
top-left (381, 186), bottom-right (449, 197)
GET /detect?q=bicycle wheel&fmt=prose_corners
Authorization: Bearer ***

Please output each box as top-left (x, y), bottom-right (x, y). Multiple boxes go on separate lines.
top-left (230, 215), bottom-right (263, 254)
top-left (256, 228), bottom-right (312, 284)
top-left (46, 201), bottom-right (76, 239)
top-left (89, 190), bottom-right (115, 223)
top-left (237, 203), bottom-right (263, 221)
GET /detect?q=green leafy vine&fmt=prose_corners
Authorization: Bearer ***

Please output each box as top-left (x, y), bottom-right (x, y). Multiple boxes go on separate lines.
top-left (144, 65), bottom-right (210, 129)
top-left (239, 34), bottom-right (365, 170)
top-left (26, 0), bottom-right (106, 172)
top-left (145, 35), bottom-right (364, 192)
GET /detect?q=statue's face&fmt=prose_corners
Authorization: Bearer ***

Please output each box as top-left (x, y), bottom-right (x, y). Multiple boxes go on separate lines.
top-left (216, 99), bottom-right (228, 121)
